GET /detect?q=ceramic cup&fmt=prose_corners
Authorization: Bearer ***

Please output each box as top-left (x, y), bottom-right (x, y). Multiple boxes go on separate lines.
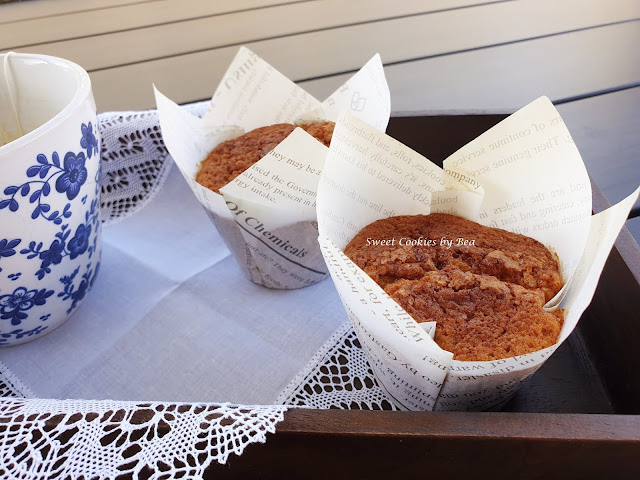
top-left (0, 53), bottom-right (102, 346)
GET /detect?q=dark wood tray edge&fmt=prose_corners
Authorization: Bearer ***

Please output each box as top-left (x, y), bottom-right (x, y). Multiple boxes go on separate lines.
top-left (580, 177), bottom-right (640, 412)
top-left (206, 409), bottom-right (639, 479)
top-left (30, 408), bottom-right (639, 478)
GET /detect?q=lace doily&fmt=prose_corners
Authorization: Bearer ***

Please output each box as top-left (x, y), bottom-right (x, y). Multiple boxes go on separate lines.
top-left (0, 362), bottom-right (34, 399)
top-left (0, 397), bottom-right (287, 479)
top-left (277, 322), bottom-right (396, 410)
top-left (0, 105), bottom-right (392, 478)
top-left (0, 323), bottom-right (389, 477)
top-left (98, 102), bottom-right (207, 224)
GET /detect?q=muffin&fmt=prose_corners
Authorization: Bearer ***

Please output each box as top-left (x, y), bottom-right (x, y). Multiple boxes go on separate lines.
top-left (344, 213), bottom-right (564, 361)
top-left (196, 121), bottom-right (335, 193)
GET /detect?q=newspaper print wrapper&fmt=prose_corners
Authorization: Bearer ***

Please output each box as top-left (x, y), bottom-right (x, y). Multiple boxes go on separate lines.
top-left (154, 47), bottom-right (390, 289)
top-left (317, 97), bottom-right (640, 410)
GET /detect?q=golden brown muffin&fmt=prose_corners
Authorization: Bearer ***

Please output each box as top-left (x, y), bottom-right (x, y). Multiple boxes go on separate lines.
top-left (344, 213), bottom-right (564, 361)
top-left (196, 121), bottom-right (335, 193)
top-left (344, 213), bottom-right (562, 302)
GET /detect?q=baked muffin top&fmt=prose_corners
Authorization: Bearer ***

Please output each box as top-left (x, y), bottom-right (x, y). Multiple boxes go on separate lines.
top-left (344, 213), bottom-right (564, 361)
top-left (196, 121), bottom-right (335, 193)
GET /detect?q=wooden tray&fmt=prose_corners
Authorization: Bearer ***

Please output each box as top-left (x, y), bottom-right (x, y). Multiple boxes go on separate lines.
top-left (203, 115), bottom-right (640, 479)
top-left (38, 115), bottom-right (638, 478)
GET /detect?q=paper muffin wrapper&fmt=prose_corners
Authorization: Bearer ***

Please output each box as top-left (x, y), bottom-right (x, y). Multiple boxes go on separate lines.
top-left (317, 97), bottom-right (640, 410)
top-left (155, 47), bottom-right (390, 288)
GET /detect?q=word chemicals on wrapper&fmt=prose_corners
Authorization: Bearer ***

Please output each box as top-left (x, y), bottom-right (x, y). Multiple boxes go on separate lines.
top-left (155, 46), bottom-right (391, 288)
top-left (317, 97), bottom-right (640, 411)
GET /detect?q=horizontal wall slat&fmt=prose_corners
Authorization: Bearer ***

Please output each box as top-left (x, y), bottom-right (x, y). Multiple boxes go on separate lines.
top-left (300, 21), bottom-right (640, 113)
top-left (0, 0), bottom-right (307, 46)
top-left (2, 0), bottom-right (502, 62)
top-left (86, 19), bottom-right (639, 112)
top-left (0, 0), bottom-right (152, 24)
top-left (556, 88), bottom-right (640, 212)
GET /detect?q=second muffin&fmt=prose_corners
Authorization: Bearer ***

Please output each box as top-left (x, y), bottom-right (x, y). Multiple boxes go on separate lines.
top-left (196, 122), bottom-right (335, 194)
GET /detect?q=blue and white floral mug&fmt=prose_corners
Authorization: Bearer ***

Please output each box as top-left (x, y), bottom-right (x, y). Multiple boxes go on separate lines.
top-left (0, 53), bottom-right (101, 346)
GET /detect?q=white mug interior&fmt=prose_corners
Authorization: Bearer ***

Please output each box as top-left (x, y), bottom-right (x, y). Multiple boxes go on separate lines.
top-left (0, 53), bottom-right (91, 152)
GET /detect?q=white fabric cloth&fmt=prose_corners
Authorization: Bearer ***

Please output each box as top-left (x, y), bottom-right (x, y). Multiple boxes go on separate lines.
top-left (0, 165), bottom-right (348, 404)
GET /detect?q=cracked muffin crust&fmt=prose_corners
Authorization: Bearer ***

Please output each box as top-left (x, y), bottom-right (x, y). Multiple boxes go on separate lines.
top-left (344, 213), bottom-right (564, 361)
top-left (196, 122), bottom-right (335, 193)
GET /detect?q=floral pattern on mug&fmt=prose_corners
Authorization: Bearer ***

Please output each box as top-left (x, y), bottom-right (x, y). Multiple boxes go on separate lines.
top-left (0, 238), bottom-right (21, 275)
top-left (0, 123), bottom-right (97, 223)
top-left (80, 122), bottom-right (99, 159)
top-left (55, 151), bottom-right (88, 201)
top-left (59, 262), bottom-right (100, 314)
top-left (18, 197), bottom-right (99, 280)
top-left (0, 286), bottom-right (54, 325)
top-left (1, 124), bottom-right (100, 281)
top-left (0, 121), bottom-right (101, 344)
top-left (0, 325), bottom-right (49, 346)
